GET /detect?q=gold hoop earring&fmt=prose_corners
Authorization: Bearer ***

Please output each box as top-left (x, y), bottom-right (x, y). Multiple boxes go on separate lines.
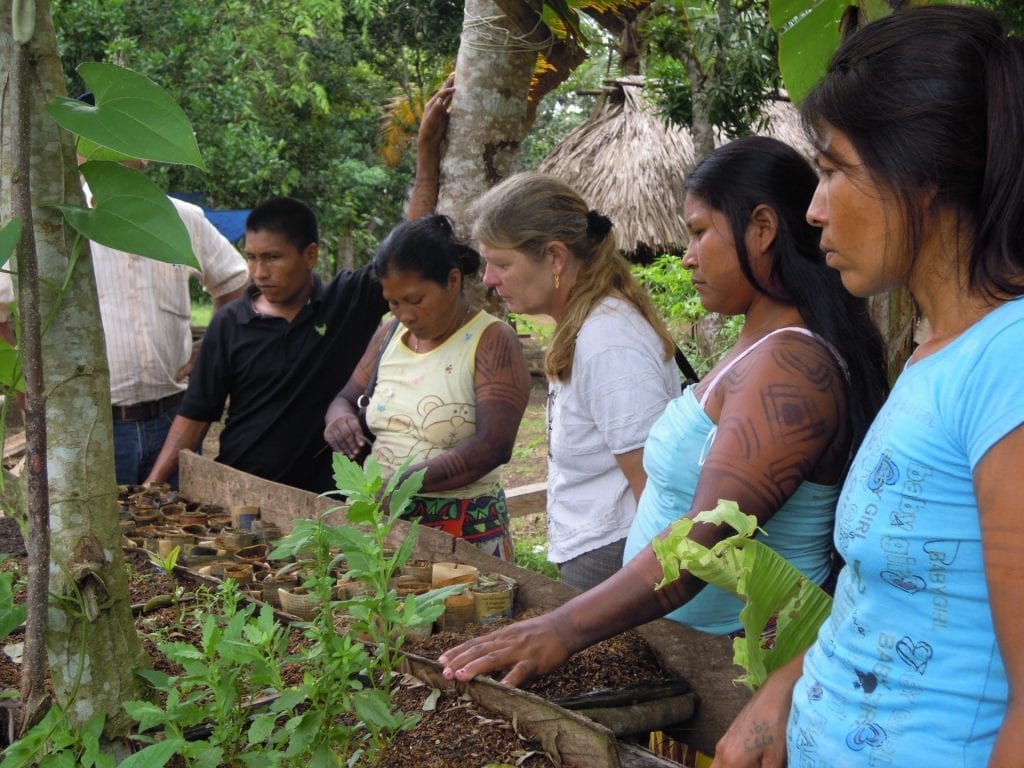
top-left (554, 273), bottom-right (560, 289)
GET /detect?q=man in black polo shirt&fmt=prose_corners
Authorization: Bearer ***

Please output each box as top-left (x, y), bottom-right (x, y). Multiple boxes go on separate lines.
top-left (145, 82), bottom-right (453, 492)
top-left (145, 196), bottom-right (386, 492)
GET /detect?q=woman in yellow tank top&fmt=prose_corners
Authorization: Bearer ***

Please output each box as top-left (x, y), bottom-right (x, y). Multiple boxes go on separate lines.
top-left (324, 215), bottom-right (531, 560)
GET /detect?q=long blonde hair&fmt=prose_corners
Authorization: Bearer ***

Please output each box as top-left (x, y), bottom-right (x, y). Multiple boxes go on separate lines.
top-left (471, 172), bottom-right (674, 382)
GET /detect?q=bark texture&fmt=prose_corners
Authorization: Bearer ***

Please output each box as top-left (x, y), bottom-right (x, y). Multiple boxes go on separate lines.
top-left (438, 0), bottom-right (538, 230)
top-left (0, 0), bottom-right (146, 735)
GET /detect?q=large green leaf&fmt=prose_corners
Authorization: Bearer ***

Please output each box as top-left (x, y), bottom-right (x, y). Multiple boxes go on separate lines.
top-left (46, 62), bottom-right (206, 169)
top-left (0, 342), bottom-right (24, 393)
top-left (652, 499), bottom-right (833, 690)
top-left (56, 162), bottom-right (198, 269)
top-left (116, 738), bottom-right (185, 768)
top-left (0, 219), bottom-right (20, 269)
top-left (769, 0), bottom-right (915, 104)
top-left (768, 0), bottom-right (848, 103)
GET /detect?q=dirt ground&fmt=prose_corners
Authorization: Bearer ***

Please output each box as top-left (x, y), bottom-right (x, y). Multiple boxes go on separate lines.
top-left (0, 515), bottom-right (677, 766)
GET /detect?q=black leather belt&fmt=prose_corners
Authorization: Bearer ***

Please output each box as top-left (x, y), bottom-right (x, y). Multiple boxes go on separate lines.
top-left (112, 391), bottom-right (184, 421)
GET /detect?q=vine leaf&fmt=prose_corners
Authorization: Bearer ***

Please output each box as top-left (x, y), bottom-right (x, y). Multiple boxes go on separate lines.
top-left (56, 162), bottom-right (198, 269)
top-left (0, 219), bottom-right (21, 269)
top-left (47, 61), bottom-right (206, 169)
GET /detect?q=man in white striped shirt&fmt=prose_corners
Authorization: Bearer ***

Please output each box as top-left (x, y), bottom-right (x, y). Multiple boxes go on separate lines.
top-left (0, 199), bottom-right (247, 488)
top-left (97, 196), bottom-right (248, 487)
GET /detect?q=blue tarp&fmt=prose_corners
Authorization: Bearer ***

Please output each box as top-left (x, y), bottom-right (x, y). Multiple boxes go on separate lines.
top-left (203, 209), bottom-right (249, 245)
top-left (170, 193), bottom-right (249, 245)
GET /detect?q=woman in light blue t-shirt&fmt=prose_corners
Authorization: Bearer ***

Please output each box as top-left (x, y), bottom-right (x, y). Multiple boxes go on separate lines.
top-left (714, 7), bottom-right (1024, 767)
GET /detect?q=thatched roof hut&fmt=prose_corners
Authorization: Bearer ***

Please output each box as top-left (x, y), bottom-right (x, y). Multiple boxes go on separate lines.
top-left (537, 75), bottom-right (697, 261)
top-left (537, 79), bottom-right (811, 260)
top-left (756, 96), bottom-right (813, 161)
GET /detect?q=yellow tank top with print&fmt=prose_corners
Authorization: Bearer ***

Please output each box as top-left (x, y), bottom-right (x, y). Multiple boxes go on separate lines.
top-left (366, 309), bottom-right (503, 499)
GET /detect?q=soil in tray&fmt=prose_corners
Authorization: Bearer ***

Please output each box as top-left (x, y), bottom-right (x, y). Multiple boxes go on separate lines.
top-left (0, 516), bottom-right (675, 766)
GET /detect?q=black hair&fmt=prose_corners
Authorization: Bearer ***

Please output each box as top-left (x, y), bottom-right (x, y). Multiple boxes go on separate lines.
top-left (372, 214), bottom-right (480, 287)
top-left (245, 197), bottom-right (319, 252)
top-left (801, 5), bottom-right (1024, 298)
top-left (685, 135), bottom-right (888, 456)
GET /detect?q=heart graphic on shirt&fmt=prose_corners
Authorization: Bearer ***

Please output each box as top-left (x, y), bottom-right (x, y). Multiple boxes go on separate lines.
top-left (880, 570), bottom-right (926, 594)
top-left (896, 636), bottom-right (932, 674)
top-left (923, 539), bottom-right (959, 566)
top-left (867, 452), bottom-right (899, 493)
top-left (845, 722), bottom-right (887, 751)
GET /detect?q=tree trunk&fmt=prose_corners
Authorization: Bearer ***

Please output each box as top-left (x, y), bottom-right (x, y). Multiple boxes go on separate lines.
top-left (438, 0), bottom-right (537, 230)
top-left (0, 0), bottom-right (147, 736)
top-left (869, 290), bottom-right (917, 387)
top-left (10, 0), bottom-right (52, 731)
top-left (687, 56), bottom-right (714, 159)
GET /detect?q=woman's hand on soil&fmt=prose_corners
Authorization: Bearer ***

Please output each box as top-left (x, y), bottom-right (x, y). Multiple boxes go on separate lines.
top-left (438, 613), bottom-right (573, 688)
top-left (323, 413), bottom-right (368, 458)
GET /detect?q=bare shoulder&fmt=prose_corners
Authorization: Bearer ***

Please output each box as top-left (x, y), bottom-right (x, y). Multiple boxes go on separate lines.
top-left (371, 317), bottom-right (400, 344)
top-left (350, 318), bottom-right (399, 382)
top-left (744, 330), bottom-right (846, 395)
top-left (476, 316), bottom-right (523, 357)
top-left (707, 329), bottom-right (850, 491)
top-left (706, 329), bottom-right (848, 434)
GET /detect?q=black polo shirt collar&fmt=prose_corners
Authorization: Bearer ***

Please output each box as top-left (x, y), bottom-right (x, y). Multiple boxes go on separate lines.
top-left (240, 274), bottom-right (325, 325)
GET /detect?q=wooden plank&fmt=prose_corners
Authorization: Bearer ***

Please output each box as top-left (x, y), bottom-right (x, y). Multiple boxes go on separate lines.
top-left (178, 451), bottom-right (750, 759)
top-left (617, 742), bottom-right (687, 768)
top-left (2, 432), bottom-right (25, 460)
top-left (506, 481), bottom-right (547, 517)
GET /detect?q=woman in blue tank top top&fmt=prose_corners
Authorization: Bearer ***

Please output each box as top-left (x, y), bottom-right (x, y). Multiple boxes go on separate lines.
top-left (439, 137), bottom-right (888, 691)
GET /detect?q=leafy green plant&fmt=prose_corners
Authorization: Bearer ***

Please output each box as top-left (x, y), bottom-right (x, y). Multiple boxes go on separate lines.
top-left (123, 578), bottom-right (290, 768)
top-left (146, 544), bottom-right (179, 576)
top-left (0, 555), bottom-right (27, 645)
top-left (507, 313), bottom-right (555, 343)
top-left (652, 499), bottom-right (833, 690)
top-left (267, 454), bottom-right (466, 765)
top-left (512, 536), bottom-right (560, 580)
top-left (631, 254), bottom-right (704, 330)
top-left (0, 709), bottom-right (118, 768)
top-left (0, 61), bottom-right (201, 397)
top-left (512, 435), bottom-right (545, 461)
top-left (116, 456), bottom-right (467, 767)
top-left (145, 545), bottom-right (190, 630)
top-left (631, 254), bottom-right (741, 376)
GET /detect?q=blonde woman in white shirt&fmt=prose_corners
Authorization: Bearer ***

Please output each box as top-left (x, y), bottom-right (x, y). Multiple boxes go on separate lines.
top-left (472, 173), bottom-right (679, 588)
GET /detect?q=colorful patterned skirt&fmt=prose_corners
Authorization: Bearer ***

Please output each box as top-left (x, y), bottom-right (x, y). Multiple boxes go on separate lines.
top-left (403, 489), bottom-right (513, 561)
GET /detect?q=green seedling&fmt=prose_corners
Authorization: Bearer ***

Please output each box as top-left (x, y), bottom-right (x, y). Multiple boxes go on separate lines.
top-left (653, 499), bottom-right (833, 690)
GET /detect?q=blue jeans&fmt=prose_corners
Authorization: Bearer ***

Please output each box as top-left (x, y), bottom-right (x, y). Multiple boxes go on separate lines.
top-left (113, 402), bottom-right (183, 488)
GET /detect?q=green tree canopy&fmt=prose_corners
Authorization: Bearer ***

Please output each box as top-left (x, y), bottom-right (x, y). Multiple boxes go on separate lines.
top-left (51, 0), bottom-right (463, 267)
